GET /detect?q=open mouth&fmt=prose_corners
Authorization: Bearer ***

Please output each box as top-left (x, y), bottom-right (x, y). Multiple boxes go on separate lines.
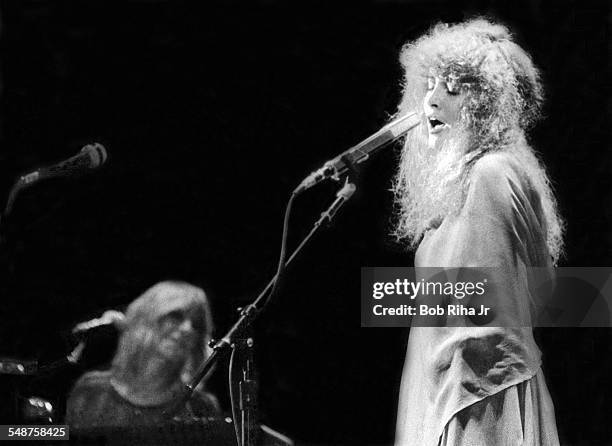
top-left (428, 118), bottom-right (446, 133)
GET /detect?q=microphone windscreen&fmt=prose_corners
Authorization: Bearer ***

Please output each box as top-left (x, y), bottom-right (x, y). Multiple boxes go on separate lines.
top-left (82, 143), bottom-right (108, 168)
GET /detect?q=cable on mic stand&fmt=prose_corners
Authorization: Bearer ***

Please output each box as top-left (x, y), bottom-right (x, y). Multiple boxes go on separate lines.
top-left (163, 175), bottom-right (357, 446)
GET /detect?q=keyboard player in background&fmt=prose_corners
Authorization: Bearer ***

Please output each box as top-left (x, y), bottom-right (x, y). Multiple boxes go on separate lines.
top-left (66, 280), bottom-right (220, 428)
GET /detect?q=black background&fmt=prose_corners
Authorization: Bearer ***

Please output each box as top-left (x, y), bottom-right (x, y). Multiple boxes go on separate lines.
top-left (0, 1), bottom-right (609, 444)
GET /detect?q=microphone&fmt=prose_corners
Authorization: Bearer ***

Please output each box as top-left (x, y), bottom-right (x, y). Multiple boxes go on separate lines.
top-left (17, 143), bottom-right (108, 188)
top-left (2, 143), bottom-right (108, 217)
top-left (296, 112), bottom-right (421, 192)
top-left (72, 310), bottom-right (125, 337)
top-left (2, 143), bottom-right (107, 217)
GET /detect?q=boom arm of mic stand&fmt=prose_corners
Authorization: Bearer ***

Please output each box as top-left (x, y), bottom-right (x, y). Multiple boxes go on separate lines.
top-left (4, 182), bottom-right (23, 219)
top-left (163, 180), bottom-right (357, 419)
top-left (0, 181), bottom-right (22, 245)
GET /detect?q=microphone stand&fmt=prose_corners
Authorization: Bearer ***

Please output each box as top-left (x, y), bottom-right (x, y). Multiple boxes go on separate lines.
top-left (4, 178), bottom-right (25, 220)
top-left (0, 181), bottom-right (17, 247)
top-left (163, 180), bottom-right (357, 445)
top-left (235, 333), bottom-right (257, 446)
top-left (0, 174), bottom-right (33, 271)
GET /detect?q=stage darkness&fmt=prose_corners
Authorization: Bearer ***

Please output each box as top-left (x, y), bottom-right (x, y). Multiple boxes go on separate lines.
top-left (0, 1), bottom-right (609, 444)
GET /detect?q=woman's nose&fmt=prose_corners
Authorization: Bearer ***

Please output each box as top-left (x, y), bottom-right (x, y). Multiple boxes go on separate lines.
top-left (425, 83), bottom-right (443, 110)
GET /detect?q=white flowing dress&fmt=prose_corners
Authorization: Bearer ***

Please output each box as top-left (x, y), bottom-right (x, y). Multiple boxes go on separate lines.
top-left (395, 150), bottom-right (560, 446)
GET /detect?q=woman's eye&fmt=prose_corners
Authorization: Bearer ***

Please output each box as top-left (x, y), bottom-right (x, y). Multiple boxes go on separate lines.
top-left (446, 80), bottom-right (459, 95)
top-left (160, 310), bottom-right (184, 326)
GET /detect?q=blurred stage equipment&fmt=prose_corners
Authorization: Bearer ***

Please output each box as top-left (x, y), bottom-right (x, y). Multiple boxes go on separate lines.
top-left (0, 357), bottom-right (54, 423)
top-left (0, 357), bottom-right (37, 376)
top-left (21, 396), bottom-right (54, 424)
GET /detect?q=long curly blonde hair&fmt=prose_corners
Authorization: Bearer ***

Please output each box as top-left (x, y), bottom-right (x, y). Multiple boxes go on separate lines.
top-left (392, 18), bottom-right (564, 263)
